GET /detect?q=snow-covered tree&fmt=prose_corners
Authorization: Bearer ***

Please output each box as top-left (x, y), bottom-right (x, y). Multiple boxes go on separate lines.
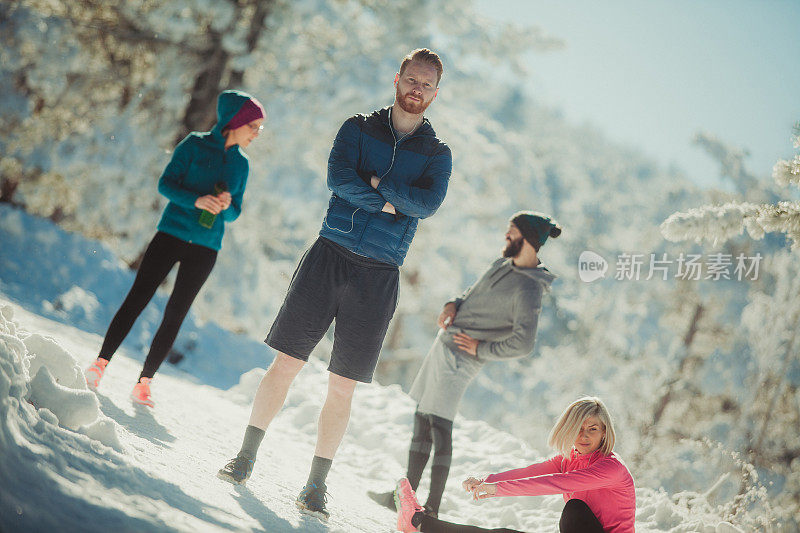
top-left (662, 124), bottom-right (800, 248)
top-left (660, 125), bottom-right (800, 529)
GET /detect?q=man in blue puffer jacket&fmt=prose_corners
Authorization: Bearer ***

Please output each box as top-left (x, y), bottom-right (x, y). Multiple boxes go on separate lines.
top-left (218, 49), bottom-right (451, 521)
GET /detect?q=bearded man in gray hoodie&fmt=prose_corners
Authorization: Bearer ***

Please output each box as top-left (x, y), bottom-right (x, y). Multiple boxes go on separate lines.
top-left (370, 211), bottom-right (561, 517)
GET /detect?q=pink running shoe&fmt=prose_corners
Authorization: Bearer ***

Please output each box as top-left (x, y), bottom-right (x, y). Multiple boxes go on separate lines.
top-left (395, 478), bottom-right (423, 533)
top-left (131, 377), bottom-right (154, 407)
top-left (85, 358), bottom-right (109, 390)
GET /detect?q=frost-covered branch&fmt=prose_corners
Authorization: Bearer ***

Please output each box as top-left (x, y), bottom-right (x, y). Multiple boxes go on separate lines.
top-left (693, 132), bottom-right (758, 194)
top-left (773, 155), bottom-right (800, 187)
top-left (772, 124), bottom-right (800, 187)
top-left (661, 201), bottom-right (800, 249)
top-left (660, 202), bottom-right (761, 245)
top-left (665, 124), bottom-right (800, 248)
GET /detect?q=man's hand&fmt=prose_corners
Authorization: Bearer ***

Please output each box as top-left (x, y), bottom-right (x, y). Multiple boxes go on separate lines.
top-left (471, 482), bottom-right (497, 500)
top-left (462, 477), bottom-right (483, 493)
top-left (438, 302), bottom-right (457, 329)
top-left (195, 195), bottom-right (225, 214)
top-left (371, 175), bottom-right (396, 214)
top-left (453, 332), bottom-right (479, 356)
top-left (217, 191), bottom-right (232, 210)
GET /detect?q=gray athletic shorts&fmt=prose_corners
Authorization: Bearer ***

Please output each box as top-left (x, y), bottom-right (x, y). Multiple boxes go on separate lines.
top-left (265, 237), bottom-right (399, 383)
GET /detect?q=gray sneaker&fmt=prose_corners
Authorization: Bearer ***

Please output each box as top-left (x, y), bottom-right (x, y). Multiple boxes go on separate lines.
top-left (296, 482), bottom-right (329, 521)
top-left (217, 454), bottom-right (254, 485)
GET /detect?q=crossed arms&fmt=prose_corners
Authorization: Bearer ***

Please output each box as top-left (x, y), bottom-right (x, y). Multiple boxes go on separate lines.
top-left (326, 118), bottom-right (451, 218)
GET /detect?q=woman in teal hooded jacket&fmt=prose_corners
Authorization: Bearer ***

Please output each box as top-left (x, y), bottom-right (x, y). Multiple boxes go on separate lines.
top-left (85, 90), bottom-right (265, 407)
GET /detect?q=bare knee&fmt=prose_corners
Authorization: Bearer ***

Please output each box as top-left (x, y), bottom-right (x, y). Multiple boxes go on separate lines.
top-left (327, 373), bottom-right (356, 400)
top-left (266, 352), bottom-right (305, 379)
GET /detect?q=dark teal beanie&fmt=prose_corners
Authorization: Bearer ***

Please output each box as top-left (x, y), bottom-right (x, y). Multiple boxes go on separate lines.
top-left (510, 211), bottom-right (562, 250)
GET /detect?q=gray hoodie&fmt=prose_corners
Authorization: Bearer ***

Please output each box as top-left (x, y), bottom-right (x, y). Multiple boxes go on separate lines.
top-left (442, 257), bottom-right (556, 362)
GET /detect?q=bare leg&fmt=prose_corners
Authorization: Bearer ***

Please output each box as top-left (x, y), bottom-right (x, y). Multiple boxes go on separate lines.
top-left (314, 373), bottom-right (357, 459)
top-left (248, 352), bottom-right (305, 429)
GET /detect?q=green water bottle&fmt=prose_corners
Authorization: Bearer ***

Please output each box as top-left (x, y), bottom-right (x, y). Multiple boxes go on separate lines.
top-left (198, 182), bottom-right (228, 229)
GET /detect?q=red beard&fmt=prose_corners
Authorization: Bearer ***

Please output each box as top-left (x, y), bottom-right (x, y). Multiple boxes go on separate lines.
top-left (395, 85), bottom-right (432, 114)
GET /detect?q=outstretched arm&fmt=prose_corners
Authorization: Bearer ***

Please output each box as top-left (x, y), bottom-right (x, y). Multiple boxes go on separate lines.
top-left (465, 457), bottom-right (562, 499)
top-left (482, 457), bottom-right (627, 498)
top-left (483, 456), bottom-right (562, 484)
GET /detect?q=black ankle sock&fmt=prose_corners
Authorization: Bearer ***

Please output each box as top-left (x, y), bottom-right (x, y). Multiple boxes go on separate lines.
top-left (307, 455), bottom-right (333, 487)
top-left (238, 425), bottom-right (265, 460)
top-left (412, 511), bottom-right (424, 528)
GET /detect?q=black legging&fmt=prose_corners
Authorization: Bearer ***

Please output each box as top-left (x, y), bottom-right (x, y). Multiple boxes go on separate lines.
top-left (418, 498), bottom-right (604, 533)
top-left (559, 499), bottom-right (605, 532)
top-left (98, 232), bottom-right (217, 379)
top-left (419, 513), bottom-right (524, 533)
top-left (406, 411), bottom-right (454, 514)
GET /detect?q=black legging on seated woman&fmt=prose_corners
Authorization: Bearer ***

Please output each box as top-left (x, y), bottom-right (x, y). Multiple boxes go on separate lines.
top-left (98, 232), bottom-right (217, 379)
top-left (416, 498), bottom-right (604, 533)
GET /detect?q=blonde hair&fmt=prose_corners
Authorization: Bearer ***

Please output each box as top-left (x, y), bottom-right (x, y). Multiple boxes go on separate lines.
top-left (399, 48), bottom-right (444, 85)
top-left (547, 396), bottom-right (616, 456)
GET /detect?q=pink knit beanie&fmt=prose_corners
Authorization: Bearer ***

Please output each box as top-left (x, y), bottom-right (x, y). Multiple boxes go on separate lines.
top-left (225, 98), bottom-right (265, 131)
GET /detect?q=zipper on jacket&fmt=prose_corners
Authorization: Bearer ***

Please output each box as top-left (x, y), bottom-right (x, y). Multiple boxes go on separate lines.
top-left (379, 108), bottom-right (400, 181)
top-left (381, 107), bottom-right (427, 181)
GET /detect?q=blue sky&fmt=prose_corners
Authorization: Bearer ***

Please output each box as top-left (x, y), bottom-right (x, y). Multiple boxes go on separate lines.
top-left (474, 0), bottom-right (800, 187)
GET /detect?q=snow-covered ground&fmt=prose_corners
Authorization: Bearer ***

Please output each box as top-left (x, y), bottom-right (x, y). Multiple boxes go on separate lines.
top-left (0, 295), bottom-right (747, 532)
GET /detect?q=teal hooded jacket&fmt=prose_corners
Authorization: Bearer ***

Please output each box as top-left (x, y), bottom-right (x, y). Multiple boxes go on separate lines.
top-left (156, 90), bottom-right (253, 251)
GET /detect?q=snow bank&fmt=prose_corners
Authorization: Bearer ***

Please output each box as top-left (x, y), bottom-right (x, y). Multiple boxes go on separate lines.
top-left (0, 305), bottom-right (122, 449)
top-left (0, 305), bottom-right (29, 408)
top-left (29, 367), bottom-right (99, 430)
top-left (25, 332), bottom-right (86, 389)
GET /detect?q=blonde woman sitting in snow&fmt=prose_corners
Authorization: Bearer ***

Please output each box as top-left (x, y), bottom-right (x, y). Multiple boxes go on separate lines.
top-left (394, 396), bottom-right (636, 533)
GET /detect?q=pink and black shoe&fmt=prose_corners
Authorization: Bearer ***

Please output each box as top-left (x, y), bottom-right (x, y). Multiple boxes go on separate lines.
top-left (395, 478), bottom-right (424, 533)
top-left (131, 377), bottom-right (155, 407)
top-left (85, 357), bottom-right (109, 390)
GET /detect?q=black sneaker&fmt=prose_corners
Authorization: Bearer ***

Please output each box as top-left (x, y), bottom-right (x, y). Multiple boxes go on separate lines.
top-left (217, 454), bottom-right (254, 485)
top-left (367, 489), bottom-right (397, 511)
top-left (296, 482), bottom-right (329, 521)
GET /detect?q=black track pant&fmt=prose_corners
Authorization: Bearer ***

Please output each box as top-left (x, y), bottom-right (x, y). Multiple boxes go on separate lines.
top-left (406, 411), bottom-right (453, 514)
top-left (418, 498), bottom-right (603, 533)
top-left (98, 232), bottom-right (217, 379)
top-left (419, 513), bottom-right (524, 533)
top-left (559, 499), bottom-right (605, 533)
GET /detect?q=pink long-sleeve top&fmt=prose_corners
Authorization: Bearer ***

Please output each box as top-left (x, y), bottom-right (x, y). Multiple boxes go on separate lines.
top-left (483, 450), bottom-right (636, 533)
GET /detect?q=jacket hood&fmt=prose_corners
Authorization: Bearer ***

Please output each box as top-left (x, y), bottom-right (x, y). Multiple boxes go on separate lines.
top-left (373, 106), bottom-right (436, 138)
top-left (210, 90), bottom-right (253, 140)
top-left (508, 259), bottom-right (557, 289)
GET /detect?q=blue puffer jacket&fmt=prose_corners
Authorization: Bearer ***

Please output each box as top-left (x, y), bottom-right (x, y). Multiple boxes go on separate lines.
top-left (320, 106), bottom-right (452, 265)
top-left (156, 90), bottom-right (252, 251)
